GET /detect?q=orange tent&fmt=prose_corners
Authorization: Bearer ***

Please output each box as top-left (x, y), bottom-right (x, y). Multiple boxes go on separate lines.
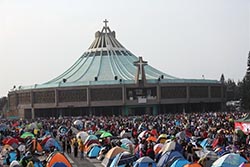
top-left (46, 152), bottom-right (72, 167)
top-left (101, 146), bottom-right (125, 167)
top-left (240, 163), bottom-right (250, 167)
top-left (184, 163), bottom-right (202, 167)
top-left (32, 139), bottom-right (43, 152)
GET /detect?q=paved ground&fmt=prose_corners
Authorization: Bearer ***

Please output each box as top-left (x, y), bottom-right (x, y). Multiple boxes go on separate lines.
top-left (65, 152), bottom-right (103, 167)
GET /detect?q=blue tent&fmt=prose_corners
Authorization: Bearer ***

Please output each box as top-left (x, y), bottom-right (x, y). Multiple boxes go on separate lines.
top-left (169, 159), bottom-right (190, 167)
top-left (200, 138), bottom-right (209, 149)
top-left (34, 161), bottom-right (43, 167)
top-left (3, 151), bottom-right (16, 165)
top-left (133, 156), bottom-right (157, 167)
top-left (44, 138), bottom-right (63, 152)
top-left (211, 153), bottom-right (247, 167)
top-left (87, 145), bottom-right (101, 158)
top-left (157, 151), bottom-right (184, 167)
top-left (110, 152), bottom-right (138, 167)
top-left (52, 162), bottom-right (68, 167)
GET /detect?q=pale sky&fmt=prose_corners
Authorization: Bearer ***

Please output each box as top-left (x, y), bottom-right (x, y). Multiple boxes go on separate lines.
top-left (0, 0), bottom-right (250, 97)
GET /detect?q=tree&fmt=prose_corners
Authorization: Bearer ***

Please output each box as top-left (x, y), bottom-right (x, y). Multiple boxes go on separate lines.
top-left (239, 51), bottom-right (250, 110)
top-left (247, 51), bottom-right (250, 77)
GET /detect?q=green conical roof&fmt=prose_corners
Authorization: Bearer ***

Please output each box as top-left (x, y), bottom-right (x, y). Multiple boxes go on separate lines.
top-left (19, 21), bottom-right (219, 90)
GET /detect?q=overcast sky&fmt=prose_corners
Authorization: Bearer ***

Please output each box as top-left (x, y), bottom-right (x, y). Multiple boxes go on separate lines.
top-left (0, 0), bottom-right (250, 97)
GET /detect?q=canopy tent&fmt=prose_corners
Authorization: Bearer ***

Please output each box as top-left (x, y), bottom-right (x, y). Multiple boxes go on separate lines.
top-left (234, 114), bottom-right (250, 134)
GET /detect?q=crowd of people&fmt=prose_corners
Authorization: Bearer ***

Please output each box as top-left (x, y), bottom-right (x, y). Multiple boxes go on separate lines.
top-left (0, 110), bottom-right (250, 167)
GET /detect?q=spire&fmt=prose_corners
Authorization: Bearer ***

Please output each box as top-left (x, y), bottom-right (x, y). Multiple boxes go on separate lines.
top-left (220, 73), bottom-right (225, 83)
top-left (134, 57), bottom-right (148, 84)
top-left (103, 19), bottom-right (108, 28)
top-left (103, 19), bottom-right (109, 33)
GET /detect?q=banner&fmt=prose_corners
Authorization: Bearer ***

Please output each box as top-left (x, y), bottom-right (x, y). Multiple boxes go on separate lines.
top-left (234, 122), bottom-right (250, 134)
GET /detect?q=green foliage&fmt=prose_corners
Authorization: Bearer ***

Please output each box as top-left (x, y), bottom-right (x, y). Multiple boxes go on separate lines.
top-left (239, 52), bottom-right (250, 110)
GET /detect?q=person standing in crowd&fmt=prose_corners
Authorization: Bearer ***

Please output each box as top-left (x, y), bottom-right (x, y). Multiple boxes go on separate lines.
top-left (15, 148), bottom-right (21, 161)
top-left (79, 140), bottom-right (85, 160)
top-left (73, 137), bottom-right (78, 158)
top-left (66, 137), bottom-right (71, 154)
top-left (186, 142), bottom-right (194, 162)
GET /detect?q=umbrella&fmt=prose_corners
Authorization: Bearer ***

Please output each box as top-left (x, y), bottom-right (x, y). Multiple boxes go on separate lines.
top-left (76, 131), bottom-right (88, 142)
top-left (20, 132), bottom-right (34, 139)
top-left (211, 153), bottom-right (247, 167)
top-left (100, 132), bottom-right (112, 138)
top-left (95, 130), bottom-right (106, 136)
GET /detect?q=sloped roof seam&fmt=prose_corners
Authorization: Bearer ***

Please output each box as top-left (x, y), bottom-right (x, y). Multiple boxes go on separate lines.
top-left (115, 55), bottom-right (133, 80)
top-left (73, 53), bottom-right (96, 82)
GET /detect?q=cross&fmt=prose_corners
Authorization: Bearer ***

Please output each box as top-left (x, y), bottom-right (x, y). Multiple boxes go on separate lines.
top-left (134, 57), bottom-right (148, 72)
top-left (103, 19), bottom-right (108, 28)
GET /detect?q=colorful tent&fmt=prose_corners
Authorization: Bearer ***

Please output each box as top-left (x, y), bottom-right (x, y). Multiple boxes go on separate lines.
top-left (160, 140), bottom-right (182, 154)
top-left (184, 163), bottom-right (202, 167)
top-left (44, 138), bottom-right (62, 152)
top-left (46, 152), bottom-right (72, 167)
top-left (102, 146), bottom-right (125, 167)
top-left (30, 139), bottom-right (43, 152)
top-left (234, 114), bottom-right (250, 134)
top-left (84, 135), bottom-right (98, 144)
top-left (153, 143), bottom-right (163, 154)
top-left (57, 126), bottom-right (68, 136)
top-left (133, 156), bottom-right (156, 167)
top-left (76, 131), bottom-right (88, 142)
top-left (100, 132), bottom-right (113, 138)
top-left (20, 132), bottom-right (34, 139)
top-left (87, 145), bottom-right (102, 158)
top-left (110, 151), bottom-right (137, 167)
top-left (211, 153), bottom-right (247, 167)
top-left (3, 138), bottom-right (19, 146)
top-left (84, 139), bottom-right (100, 152)
top-left (157, 151), bottom-right (184, 167)
top-left (170, 159), bottom-right (190, 167)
